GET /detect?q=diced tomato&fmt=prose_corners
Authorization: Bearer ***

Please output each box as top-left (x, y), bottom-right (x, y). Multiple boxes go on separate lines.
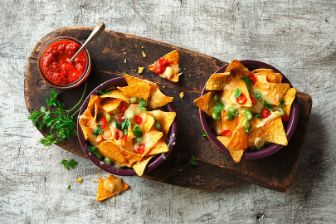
top-left (134, 115), bottom-right (142, 124)
top-left (248, 72), bottom-right (256, 84)
top-left (114, 130), bottom-right (120, 140)
top-left (282, 114), bottom-right (289, 122)
top-left (221, 129), bottom-right (232, 137)
top-left (134, 143), bottom-right (145, 154)
top-left (117, 115), bottom-right (124, 123)
top-left (98, 117), bottom-right (107, 129)
top-left (152, 58), bottom-right (170, 74)
top-left (261, 108), bottom-right (271, 118)
top-left (236, 93), bottom-right (247, 105)
top-left (119, 102), bottom-right (128, 113)
top-left (251, 96), bottom-right (257, 105)
top-left (122, 135), bottom-right (128, 141)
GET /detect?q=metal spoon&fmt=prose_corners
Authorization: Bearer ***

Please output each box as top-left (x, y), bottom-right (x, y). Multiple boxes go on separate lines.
top-left (68, 22), bottom-right (105, 62)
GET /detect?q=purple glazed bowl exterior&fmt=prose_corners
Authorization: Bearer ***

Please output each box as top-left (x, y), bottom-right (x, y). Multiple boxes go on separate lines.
top-left (199, 60), bottom-right (299, 160)
top-left (77, 77), bottom-right (177, 176)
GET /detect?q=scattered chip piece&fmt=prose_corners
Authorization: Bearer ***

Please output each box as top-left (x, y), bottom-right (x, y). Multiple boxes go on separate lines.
top-left (96, 175), bottom-right (129, 202)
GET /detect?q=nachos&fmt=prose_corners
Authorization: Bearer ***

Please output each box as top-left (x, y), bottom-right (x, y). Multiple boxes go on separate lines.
top-left (194, 60), bottom-right (296, 162)
top-left (79, 74), bottom-right (176, 176)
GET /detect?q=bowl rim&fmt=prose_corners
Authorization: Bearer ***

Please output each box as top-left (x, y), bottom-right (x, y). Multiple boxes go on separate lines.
top-left (77, 77), bottom-right (178, 176)
top-left (37, 36), bottom-right (92, 89)
top-left (199, 60), bottom-right (300, 160)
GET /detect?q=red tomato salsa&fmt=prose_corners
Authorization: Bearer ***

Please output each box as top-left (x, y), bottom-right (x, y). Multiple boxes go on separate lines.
top-left (40, 39), bottom-right (88, 86)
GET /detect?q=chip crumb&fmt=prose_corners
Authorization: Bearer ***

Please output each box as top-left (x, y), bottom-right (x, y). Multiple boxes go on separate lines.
top-left (123, 58), bottom-right (127, 64)
top-left (76, 177), bottom-right (83, 184)
top-left (141, 50), bottom-right (147, 58)
top-left (138, 67), bottom-right (145, 74)
top-left (179, 92), bottom-right (184, 99)
top-left (123, 51), bottom-right (127, 55)
top-left (141, 46), bottom-right (144, 49)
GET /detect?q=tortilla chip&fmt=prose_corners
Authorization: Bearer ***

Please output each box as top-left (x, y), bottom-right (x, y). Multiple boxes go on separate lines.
top-left (149, 87), bottom-right (173, 109)
top-left (147, 140), bottom-right (169, 156)
top-left (142, 130), bottom-right (163, 155)
top-left (252, 69), bottom-right (282, 83)
top-left (118, 83), bottom-right (151, 101)
top-left (163, 50), bottom-right (179, 64)
top-left (254, 82), bottom-right (290, 105)
top-left (224, 77), bottom-right (252, 107)
top-left (88, 95), bottom-right (100, 108)
top-left (142, 113), bottom-right (155, 132)
top-left (193, 92), bottom-right (213, 116)
top-left (101, 98), bottom-right (122, 112)
top-left (283, 88), bottom-right (296, 116)
top-left (133, 156), bottom-right (153, 176)
top-left (124, 74), bottom-right (157, 91)
top-left (96, 175), bottom-right (129, 202)
top-left (205, 72), bottom-right (231, 91)
top-left (100, 89), bottom-right (129, 102)
top-left (148, 110), bottom-right (176, 135)
top-left (217, 136), bottom-right (244, 163)
top-left (97, 141), bottom-right (141, 167)
top-left (221, 110), bottom-right (239, 133)
top-left (227, 127), bottom-right (248, 151)
top-left (225, 60), bottom-right (249, 77)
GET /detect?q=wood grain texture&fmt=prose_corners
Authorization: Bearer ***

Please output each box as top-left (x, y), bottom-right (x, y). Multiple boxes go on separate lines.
top-left (24, 27), bottom-right (311, 192)
top-left (1, 0), bottom-right (335, 223)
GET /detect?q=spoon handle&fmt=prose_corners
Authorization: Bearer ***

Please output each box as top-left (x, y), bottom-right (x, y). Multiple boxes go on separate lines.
top-left (69, 22), bottom-right (105, 62)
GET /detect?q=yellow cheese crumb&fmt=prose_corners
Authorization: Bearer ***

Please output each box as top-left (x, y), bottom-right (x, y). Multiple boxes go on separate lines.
top-left (141, 50), bottom-right (147, 58)
top-left (179, 92), bottom-right (185, 99)
top-left (138, 67), bottom-right (145, 74)
top-left (76, 177), bottom-right (83, 183)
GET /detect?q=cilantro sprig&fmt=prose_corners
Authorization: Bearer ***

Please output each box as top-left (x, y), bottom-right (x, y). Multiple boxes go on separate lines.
top-left (60, 159), bottom-right (78, 170)
top-left (28, 83), bottom-right (87, 146)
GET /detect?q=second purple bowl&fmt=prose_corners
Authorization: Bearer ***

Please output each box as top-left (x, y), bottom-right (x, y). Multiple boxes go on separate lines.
top-left (199, 60), bottom-right (299, 160)
top-left (77, 77), bottom-right (177, 176)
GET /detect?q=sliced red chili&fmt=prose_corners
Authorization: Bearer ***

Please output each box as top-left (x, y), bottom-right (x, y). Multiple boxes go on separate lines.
top-left (251, 96), bottom-right (257, 105)
top-left (236, 93), bottom-right (247, 105)
top-left (248, 72), bottom-right (257, 84)
top-left (221, 129), bottom-right (232, 137)
top-left (134, 115), bottom-right (143, 124)
top-left (98, 117), bottom-right (107, 129)
top-left (134, 143), bottom-right (145, 154)
top-left (119, 102), bottom-right (128, 113)
top-left (261, 108), bottom-right (271, 118)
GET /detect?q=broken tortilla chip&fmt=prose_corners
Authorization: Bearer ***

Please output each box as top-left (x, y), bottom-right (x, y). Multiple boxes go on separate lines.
top-left (118, 83), bottom-right (151, 101)
top-left (205, 72), bottom-right (231, 91)
top-left (225, 60), bottom-right (249, 77)
top-left (149, 87), bottom-right (173, 109)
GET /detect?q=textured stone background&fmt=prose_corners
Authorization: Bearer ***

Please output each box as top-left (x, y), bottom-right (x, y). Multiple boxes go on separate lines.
top-left (0, 0), bottom-right (335, 223)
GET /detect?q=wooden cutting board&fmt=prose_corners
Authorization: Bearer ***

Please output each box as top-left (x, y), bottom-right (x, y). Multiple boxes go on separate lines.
top-left (24, 26), bottom-right (312, 192)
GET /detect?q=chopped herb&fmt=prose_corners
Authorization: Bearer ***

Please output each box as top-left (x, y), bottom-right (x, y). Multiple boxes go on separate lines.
top-left (254, 91), bottom-right (262, 100)
top-left (212, 111), bottom-right (220, 120)
top-left (241, 76), bottom-right (252, 90)
top-left (68, 185), bottom-right (71, 190)
top-left (213, 102), bottom-right (224, 115)
top-left (103, 157), bottom-right (112, 164)
top-left (190, 155), bottom-right (198, 166)
top-left (121, 119), bottom-right (130, 135)
top-left (92, 125), bottom-right (103, 136)
top-left (255, 113), bottom-right (261, 119)
top-left (133, 125), bottom-right (143, 138)
top-left (130, 97), bottom-right (137, 103)
top-left (280, 98), bottom-right (285, 105)
top-left (40, 135), bottom-right (57, 146)
top-left (88, 145), bottom-right (103, 160)
top-left (227, 107), bottom-right (237, 121)
top-left (97, 89), bottom-right (111, 95)
top-left (111, 120), bottom-right (121, 129)
top-left (138, 98), bottom-right (147, 111)
top-left (264, 100), bottom-right (272, 110)
top-left (213, 94), bottom-right (219, 102)
top-left (234, 88), bottom-right (242, 98)
top-left (155, 122), bottom-right (161, 130)
top-left (60, 159), bottom-right (78, 170)
top-left (201, 130), bottom-right (208, 138)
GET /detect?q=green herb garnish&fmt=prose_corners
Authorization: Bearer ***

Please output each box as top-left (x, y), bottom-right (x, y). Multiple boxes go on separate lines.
top-left (155, 122), bottom-right (161, 130)
top-left (97, 89), bottom-right (111, 95)
top-left (138, 98), bottom-right (147, 111)
top-left (190, 155), bottom-right (198, 166)
top-left (241, 76), bottom-right (252, 90)
top-left (201, 130), bottom-right (208, 138)
top-left (60, 159), bottom-right (78, 170)
top-left (133, 125), bottom-right (143, 138)
top-left (255, 113), bottom-right (261, 119)
top-left (121, 119), bottom-right (130, 135)
top-left (254, 91), bottom-right (262, 100)
top-left (68, 185), bottom-right (72, 190)
top-left (130, 97), bottom-right (137, 103)
top-left (88, 145), bottom-right (103, 160)
top-left (28, 83), bottom-right (87, 146)
top-left (92, 125), bottom-right (103, 136)
top-left (264, 100), bottom-right (272, 110)
top-left (103, 157), bottom-right (112, 164)
top-left (234, 88), bottom-right (241, 98)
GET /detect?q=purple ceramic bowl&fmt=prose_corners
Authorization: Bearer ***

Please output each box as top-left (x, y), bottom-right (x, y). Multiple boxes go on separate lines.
top-left (77, 77), bottom-right (177, 176)
top-left (199, 60), bottom-right (299, 160)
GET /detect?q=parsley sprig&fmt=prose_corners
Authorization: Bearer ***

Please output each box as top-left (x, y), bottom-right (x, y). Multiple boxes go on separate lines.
top-left (28, 83), bottom-right (87, 146)
top-left (60, 159), bottom-right (78, 170)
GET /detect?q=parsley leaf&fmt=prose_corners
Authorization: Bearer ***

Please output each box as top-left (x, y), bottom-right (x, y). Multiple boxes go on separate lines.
top-left (40, 135), bottom-right (57, 146)
top-left (60, 159), bottom-right (78, 170)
